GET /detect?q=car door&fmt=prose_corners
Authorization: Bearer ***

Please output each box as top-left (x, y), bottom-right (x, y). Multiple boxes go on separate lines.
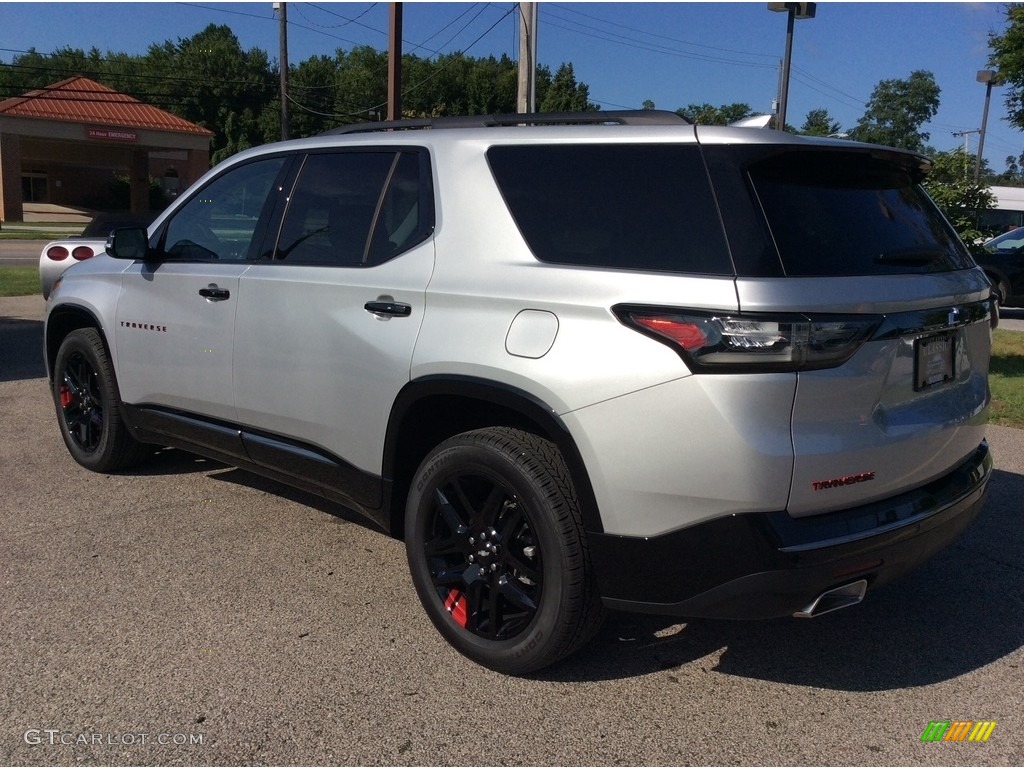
top-left (232, 149), bottom-right (435, 507)
top-left (115, 155), bottom-right (290, 425)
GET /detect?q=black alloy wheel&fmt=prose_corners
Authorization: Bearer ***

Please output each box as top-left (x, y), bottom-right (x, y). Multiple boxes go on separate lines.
top-left (59, 348), bottom-right (104, 453)
top-left (52, 328), bottom-right (148, 472)
top-left (405, 427), bottom-right (604, 675)
top-left (424, 472), bottom-right (543, 640)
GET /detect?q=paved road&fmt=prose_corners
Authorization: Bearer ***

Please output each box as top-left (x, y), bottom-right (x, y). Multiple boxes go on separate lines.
top-left (1, 294), bottom-right (1023, 766)
top-left (0, 240), bottom-right (44, 266)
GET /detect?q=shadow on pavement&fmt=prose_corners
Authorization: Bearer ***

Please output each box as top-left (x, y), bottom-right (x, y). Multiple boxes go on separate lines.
top-left (0, 316), bottom-right (45, 382)
top-left (546, 467), bottom-right (1024, 690)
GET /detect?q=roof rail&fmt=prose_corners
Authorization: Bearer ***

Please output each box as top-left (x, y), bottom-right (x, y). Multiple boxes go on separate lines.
top-left (319, 109), bottom-right (690, 136)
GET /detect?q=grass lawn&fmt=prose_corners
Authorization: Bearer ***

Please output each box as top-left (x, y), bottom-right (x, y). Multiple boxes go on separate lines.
top-left (0, 267), bottom-right (40, 297)
top-left (990, 328), bottom-right (1024, 428)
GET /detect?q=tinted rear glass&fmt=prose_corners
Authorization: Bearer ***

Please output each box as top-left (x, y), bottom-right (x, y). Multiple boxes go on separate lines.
top-left (749, 151), bottom-right (974, 276)
top-left (487, 144), bottom-right (732, 274)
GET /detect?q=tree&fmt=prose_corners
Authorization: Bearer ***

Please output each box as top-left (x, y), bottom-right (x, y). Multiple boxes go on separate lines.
top-left (921, 147), bottom-right (994, 246)
top-left (989, 5), bottom-right (1024, 130)
top-left (679, 102), bottom-right (753, 125)
top-left (849, 70), bottom-right (940, 151)
top-left (993, 152), bottom-right (1024, 187)
top-left (538, 63), bottom-right (597, 112)
top-left (800, 108), bottom-right (841, 136)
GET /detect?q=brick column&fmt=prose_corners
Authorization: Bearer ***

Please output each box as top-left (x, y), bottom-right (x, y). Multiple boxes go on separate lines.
top-left (129, 148), bottom-right (148, 215)
top-left (0, 134), bottom-right (24, 222)
top-left (182, 148), bottom-right (210, 193)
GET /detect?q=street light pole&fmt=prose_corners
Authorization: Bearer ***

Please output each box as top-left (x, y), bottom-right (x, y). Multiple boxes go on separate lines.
top-left (976, 69), bottom-right (998, 184)
top-left (768, 3), bottom-right (816, 132)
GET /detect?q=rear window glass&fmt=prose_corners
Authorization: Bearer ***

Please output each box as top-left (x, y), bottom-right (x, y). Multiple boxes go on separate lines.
top-left (749, 152), bottom-right (974, 276)
top-left (487, 144), bottom-right (732, 275)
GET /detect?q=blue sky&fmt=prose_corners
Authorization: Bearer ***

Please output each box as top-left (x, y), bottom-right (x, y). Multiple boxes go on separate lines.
top-left (2, 2), bottom-right (1022, 170)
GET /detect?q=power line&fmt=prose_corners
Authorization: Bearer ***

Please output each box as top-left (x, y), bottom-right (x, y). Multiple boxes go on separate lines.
top-left (548, 2), bottom-right (779, 62)
top-left (285, 3), bottom-right (517, 121)
top-left (542, 16), bottom-right (776, 71)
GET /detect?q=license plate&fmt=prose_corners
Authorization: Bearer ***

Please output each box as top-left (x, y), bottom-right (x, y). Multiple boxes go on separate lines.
top-left (915, 331), bottom-right (955, 390)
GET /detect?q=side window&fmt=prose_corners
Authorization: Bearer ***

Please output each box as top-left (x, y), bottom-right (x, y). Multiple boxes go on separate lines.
top-left (487, 144), bottom-right (732, 275)
top-left (276, 150), bottom-right (429, 266)
top-left (162, 157), bottom-right (286, 262)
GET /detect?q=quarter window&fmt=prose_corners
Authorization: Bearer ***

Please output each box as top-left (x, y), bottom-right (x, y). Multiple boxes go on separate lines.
top-left (487, 144), bottom-right (733, 275)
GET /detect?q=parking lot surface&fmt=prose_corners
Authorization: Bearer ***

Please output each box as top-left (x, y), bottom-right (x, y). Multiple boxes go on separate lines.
top-left (2, 294), bottom-right (1023, 766)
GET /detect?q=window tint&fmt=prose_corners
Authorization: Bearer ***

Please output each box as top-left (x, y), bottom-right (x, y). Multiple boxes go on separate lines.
top-left (487, 144), bottom-right (732, 275)
top-left (163, 157), bottom-right (285, 262)
top-left (275, 150), bottom-right (428, 266)
top-left (749, 151), bottom-right (975, 276)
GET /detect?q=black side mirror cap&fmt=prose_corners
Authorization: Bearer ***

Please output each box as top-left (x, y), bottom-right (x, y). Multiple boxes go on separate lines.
top-left (106, 227), bottom-right (149, 261)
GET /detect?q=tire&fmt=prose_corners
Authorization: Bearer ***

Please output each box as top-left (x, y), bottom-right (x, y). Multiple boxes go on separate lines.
top-left (989, 275), bottom-right (1011, 307)
top-left (52, 328), bottom-right (148, 472)
top-left (405, 427), bottom-right (605, 675)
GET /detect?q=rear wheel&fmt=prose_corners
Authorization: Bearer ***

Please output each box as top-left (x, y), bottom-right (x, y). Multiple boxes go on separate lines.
top-left (52, 328), bottom-right (148, 472)
top-left (405, 427), bottom-right (604, 674)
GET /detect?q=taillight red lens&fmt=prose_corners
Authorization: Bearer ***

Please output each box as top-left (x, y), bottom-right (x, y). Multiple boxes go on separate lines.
top-left (71, 246), bottom-right (95, 261)
top-left (631, 316), bottom-right (708, 350)
top-left (47, 246), bottom-right (69, 261)
top-left (616, 306), bottom-right (878, 373)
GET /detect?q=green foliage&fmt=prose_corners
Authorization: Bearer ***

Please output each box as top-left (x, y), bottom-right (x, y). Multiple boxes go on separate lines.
top-left (849, 70), bottom-right (940, 151)
top-left (539, 63), bottom-right (598, 112)
top-left (800, 108), bottom-right (841, 136)
top-left (678, 103), bottom-right (753, 125)
top-left (921, 147), bottom-right (994, 246)
top-left (993, 152), bottom-right (1024, 187)
top-left (989, 5), bottom-right (1024, 131)
top-left (0, 29), bottom-right (598, 164)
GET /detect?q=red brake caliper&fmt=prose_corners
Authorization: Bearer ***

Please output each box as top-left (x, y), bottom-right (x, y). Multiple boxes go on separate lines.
top-left (59, 384), bottom-right (73, 408)
top-left (444, 589), bottom-right (468, 628)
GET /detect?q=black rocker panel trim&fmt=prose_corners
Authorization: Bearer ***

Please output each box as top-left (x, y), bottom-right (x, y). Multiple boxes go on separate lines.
top-left (121, 404), bottom-right (386, 528)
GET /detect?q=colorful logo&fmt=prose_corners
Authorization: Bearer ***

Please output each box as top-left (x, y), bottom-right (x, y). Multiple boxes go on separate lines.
top-left (920, 721), bottom-right (997, 742)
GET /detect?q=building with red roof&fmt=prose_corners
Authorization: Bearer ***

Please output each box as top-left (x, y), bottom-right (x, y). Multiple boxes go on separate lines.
top-left (0, 76), bottom-right (213, 221)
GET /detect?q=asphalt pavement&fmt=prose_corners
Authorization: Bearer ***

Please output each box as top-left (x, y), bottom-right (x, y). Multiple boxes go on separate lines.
top-left (1, 294), bottom-right (1023, 766)
top-left (0, 240), bottom-right (44, 266)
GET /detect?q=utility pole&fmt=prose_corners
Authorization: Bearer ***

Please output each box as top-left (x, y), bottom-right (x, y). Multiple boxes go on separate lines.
top-left (953, 130), bottom-right (980, 179)
top-left (976, 70), bottom-right (999, 184)
top-left (277, 1), bottom-right (289, 140)
top-left (387, 3), bottom-right (403, 121)
top-left (767, 3), bottom-right (816, 131)
top-left (517, 2), bottom-right (537, 113)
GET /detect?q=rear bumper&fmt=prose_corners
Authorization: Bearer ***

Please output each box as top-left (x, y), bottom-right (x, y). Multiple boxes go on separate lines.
top-left (590, 440), bottom-right (992, 619)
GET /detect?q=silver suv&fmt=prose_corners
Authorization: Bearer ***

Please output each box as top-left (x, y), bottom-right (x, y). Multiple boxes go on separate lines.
top-left (44, 111), bottom-right (994, 674)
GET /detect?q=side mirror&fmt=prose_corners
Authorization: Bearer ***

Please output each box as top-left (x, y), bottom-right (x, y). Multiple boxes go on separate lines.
top-left (106, 227), bottom-right (149, 260)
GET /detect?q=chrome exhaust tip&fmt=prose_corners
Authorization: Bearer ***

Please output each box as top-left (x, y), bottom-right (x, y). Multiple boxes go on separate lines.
top-left (793, 579), bottom-right (868, 619)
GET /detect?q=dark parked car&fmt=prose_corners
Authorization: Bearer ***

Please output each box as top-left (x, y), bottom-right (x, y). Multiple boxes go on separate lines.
top-left (979, 227), bottom-right (1024, 307)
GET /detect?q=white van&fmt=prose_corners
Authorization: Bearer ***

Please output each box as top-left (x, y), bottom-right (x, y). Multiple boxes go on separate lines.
top-left (979, 185), bottom-right (1024, 233)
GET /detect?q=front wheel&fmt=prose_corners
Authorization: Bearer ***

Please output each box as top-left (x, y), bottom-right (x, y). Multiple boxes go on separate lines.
top-left (52, 328), bottom-right (148, 472)
top-left (405, 427), bottom-right (604, 675)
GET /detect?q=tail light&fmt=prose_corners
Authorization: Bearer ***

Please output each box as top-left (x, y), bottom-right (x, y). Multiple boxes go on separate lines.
top-left (615, 306), bottom-right (879, 373)
top-left (71, 246), bottom-right (95, 261)
top-left (46, 245), bottom-right (69, 261)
